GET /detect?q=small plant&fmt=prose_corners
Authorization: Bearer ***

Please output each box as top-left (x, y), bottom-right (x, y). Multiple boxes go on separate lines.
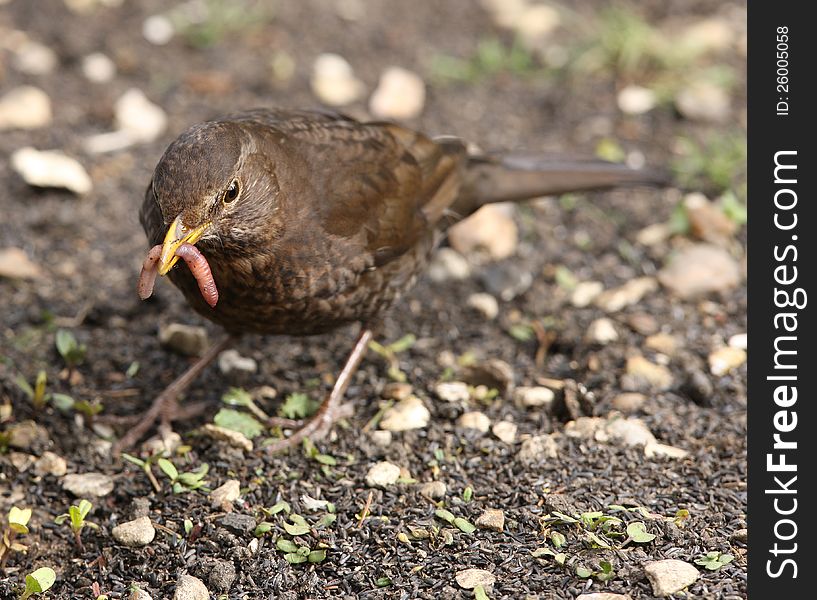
top-left (55, 499), bottom-right (98, 552)
top-left (1, 506), bottom-right (31, 568)
top-left (368, 334), bottom-right (416, 382)
top-left (157, 458), bottom-right (209, 493)
top-left (19, 566), bottom-right (56, 600)
top-left (121, 453), bottom-right (162, 493)
top-left (695, 551), bottom-right (734, 571)
top-left (278, 392), bottom-right (317, 420)
top-left (55, 329), bottom-right (86, 370)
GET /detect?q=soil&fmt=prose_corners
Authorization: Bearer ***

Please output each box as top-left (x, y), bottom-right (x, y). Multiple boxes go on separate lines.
top-left (1, 1), bottom-right (746, 599)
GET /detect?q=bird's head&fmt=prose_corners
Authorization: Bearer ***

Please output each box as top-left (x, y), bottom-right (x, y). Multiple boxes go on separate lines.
top-left (149, 119), bottom-right (280, 275)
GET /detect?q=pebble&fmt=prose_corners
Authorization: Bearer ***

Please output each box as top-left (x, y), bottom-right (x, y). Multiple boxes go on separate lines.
top-left (449, 204), bottom-right (518, 262)
top-left (626, 312), bottom-right (659, 335)
top-left (595, 277), bottom-right (658, 312)
top-left (369, 66), bottom-right (425, 120)
top-left (676, 81), bottom-right (731, 123)
top-left (515, 4), bottom-right (560, 46)
top-left (457, 411), bottom-right (491, 433)
top-left (564, 416), bottom-right (606, 440)
top-left (207, 559), bottom-right (236, 592)
top-left (9, 453), bottom-right (34, 472)
top-left (617, 85), bottom-right (656, 115)
top-left (159, 323), bottom-right (209, 357)
top-left (13, 40), bottom-right (57, 75)
top-left (658, 243), bottom-right (741, 298)
top-left (585, 318), bottom-right (619, 344)
top-left (606, 417), bottom-right (656, 447)
top-left (435, 381), bottom-right (471, 403)
top-left (462, 359), bottom-right (515, 396)
top-left (513, 386), bottom-right (554, 409)
top-left (680, 17), bottom-right (736, 54)
top-left (610, 393), bottom-right (647, 414)
top-left (491, 420), bottom-right (517, 444)
top-left (475, 508), bottom-right (505, 532)
top-left (7, 421), bottom-right (51, 451)
top-left (455, 568), bottom-right (496, 590)
top-left (220, 513), bottom-right (256, 535)
top-left (143, 15), bottom-right (175, 45)
top-left (518, 434), bottom-right (558, 463)
top-left (209, 479), bottom-right (241, 510)
top-left (645, 333), bottom-right (679, 356)
top-left (11, 147), bottom-right (92, 194)
top-left (173, 574), bottom-right (209, 600)
top-left (218, 349), bottom-right (258, 374)
top-left (142, 431), bottom-right (182, 456)
top-left (0, 248), bottom-right (42, 279)
top-left (33, 451), bottom-right (68, 477)
top-left (577, 594), bottom-right (633, 600)
top-left (481, 262), bottom-right (532, 301)
top-left (379, 396), bottom-right (430, 431)
top-left (684, 192), bottom-right (737, 245)
top-left (466, 293), bottom-right (499, 320)
top-left (85, 89), bottom-right (168, 153)
top-left (636, 222), bottom-right (672, 246)
top-left (382, 382), bottom-right (413, 401)
top-left (201, 424), bottom-right (252, 452)
top-left (644, 559), bottom-right (700, 596)
top-left (369, 430), bottom-right (392, 447)
top-left (112, 516), bottom-right (156, 547)
top-left (82, 52), bottom-right (117, 83)
top-left (708, 346), bottom-right (747, 376)
top-left (427, 247), bottom-right (471, 282)
top-left (365, 461), bottom-right (402, 487)
top-left (729, 333), bottom-right (747, 349)
top-left (626, 356), bottom-right (674, 390)
top-left (311, 53), bottom-right (365, 106)
top-left (570, 281), bottom-right (604, 308)
top-left (62, 472), bottom-right (114, 497)
top-left (731, 528), bottom-right (748, 543)
top-left (128, 587), bottom-right (153, 600)
top-left (644, 442), bottom-right (689, 459)
top-left (418, 481), bottom-right (447, 499)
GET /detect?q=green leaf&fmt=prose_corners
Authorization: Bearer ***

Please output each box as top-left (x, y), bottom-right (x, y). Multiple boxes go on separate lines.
top-left (314, 453), bottom-right (337, 466)
top-left (25, 566), bottom-right (56, 594)
top-left (626, 521), bottom-right (656, 543)
top-left (157, 458), bottom-right (179, 481)
top-left (77, 499), bottom-right (92, 520)
top-left (554, 552), bottom-right (566, 566)
top-left (51, 393), bottom-right (75, 411)
top-left (307, 549), bottom-right (327, 563)
top-left (387, 334), bottom-right (416, 354)
top-left (508, 323), bottom-right (534, 342)
top-left (283, 514), bottom-right (310, 536)
top-left (55, 329), bottom-right (85, 366)
top-left (264, 501), bottom-right (291, 516)
top-left (184, 519), bottom-right (194, 535)
top-left (255, 521), bottom-right (274, 537)
top-left (276, 538), bottom-right (300, 553)
top-left (453, 517), bottom-right (476, 533)
top-left (375, 577), bottom-right (392, 587)
top-left (213, 408), bottom-right (264, 439)
top-left (33, 370), bottom-right (47, 408)
top-left (284, 552), bottom-right (307, 564)
top-left (120, 453), bottom-right (146, 468)
top-left (463, 486), bottom-right (473, 502)
top-left (125, 361), bottom-right (140, 378)
top-left (278, 393), bottom-right (317, 420)
top-left (531, 547), bottom-right (555, 558)
top-left (9, 506), bottom-right (32, 533)
top-left (550, 531), bottom-right (566, 548)
top-left (221, 387), bottom-right (253, 406)
top-left (576, 565), bottom-right (593, 578)
top-left (474, 584), bottom-right (490, 600)
top-left (434, 509), bottom-right (455, 524)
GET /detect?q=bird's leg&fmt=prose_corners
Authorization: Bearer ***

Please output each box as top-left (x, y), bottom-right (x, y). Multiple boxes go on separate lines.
top-left (265, 327), bottom-right (373, 453)
top-left (112, 335), bottom-right (236, 455)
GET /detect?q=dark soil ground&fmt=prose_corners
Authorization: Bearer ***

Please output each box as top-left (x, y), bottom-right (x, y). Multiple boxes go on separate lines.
top-left (1, 1), bottom-right (746, 598)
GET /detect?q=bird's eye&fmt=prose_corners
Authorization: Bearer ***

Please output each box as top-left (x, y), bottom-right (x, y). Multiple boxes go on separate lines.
top-left (223, 178), bottom-right (241, 204)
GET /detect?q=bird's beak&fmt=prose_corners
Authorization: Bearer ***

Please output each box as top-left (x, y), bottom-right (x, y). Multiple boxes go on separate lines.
top-left (158, 215), bottom-right (210, 275)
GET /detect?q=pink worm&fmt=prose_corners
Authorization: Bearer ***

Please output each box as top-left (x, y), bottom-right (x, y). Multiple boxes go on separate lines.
top-left (137, 243), bottom-right (219, 308)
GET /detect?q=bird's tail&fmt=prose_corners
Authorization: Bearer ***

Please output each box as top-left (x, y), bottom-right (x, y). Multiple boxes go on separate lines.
top-left (453, 152), bottom-right (667, 217)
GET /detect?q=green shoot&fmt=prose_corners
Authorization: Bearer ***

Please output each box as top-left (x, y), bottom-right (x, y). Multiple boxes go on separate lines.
top-left (55, 329), bottom-right (86, 369)
top-left (19, 567), bottom-right (56, 600)
top-left (55, 499), bottom-right (98, 551)
top-left (695, 551), bottom-right (734, 571)
top-left (1, 506), bottom-right (32, 568)
top-left (157, 458), bottom-right (209, 493)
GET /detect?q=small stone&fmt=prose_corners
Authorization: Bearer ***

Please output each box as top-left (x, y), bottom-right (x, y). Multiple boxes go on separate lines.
top-left (684, 193), bottom-right (738, 246)
top-left (595, 277), bottom-right (658, 312)
top-left (112, 516), bottom-right (156, 547)
top-left (462, 359), bottom-right (515, 395)
top-left (0, 248), bottom-right (42, 280)
top-left (369, 66), bottom-right (425, 120)
top-left (85, 89), bottom-right (168, 153)
top-left (142, 431), bottom-right (182, 456)
top-left (82, 52), bottom-right (117, 83)
top-left (492, 420), bottom-right (517, 444)
top-left (645, 333), bottom-right (679, 356)
top-left (365, 461), bottom-right (402, 487)
top-left (515, 4), bottom-right (560, 46)
top-left (627, 312), bottom-right (659, 335)
top-left (11, 147), bottom-right (92, 195)
top-left (611, 393), bottom-right (646, 414)
top-left (62, 472), bottom-right (114, 497)
top-left (418, 481), bottom-right (447, 499)
top-left (626, 356), bottom-right (674, 390)
top-left (636, 222), bottom-right (672, 246)
top-left (457, 411), bottom-right (491, 433)
top-left (455, 568), bottom-right (496, 590)
top-left (513, 386), bottom-right (555, 409)
top-left (585, 318), bottom-right (619, 344)
top-left (7, 421), bottom-right (51, 451)
top-left (577, 594), bottom-right (633, 600)
top-left (13, 40), bottom-right (57, 75)
top-left (564, 416), bottom-right (606, 440)
top-left (435, 381), bottom-right (470, 403)
top-left (676, 81), bottom-right (731, 123)
top-left (606, 417), bottom-right (656, 447)
top-left (658, 244), bottom-right (741, 298)
top-left (207, 559), bottom-right (236, 592)
top-left (731, 528), bottom-right (748, 543)
top-left (218, 349), bottom-right (258, 374)
top-left (617, 85), bottom-right (656, 115)
top-left (571, 281), bottom-right (604, 308)
top-left (518, 434), bottom-right (558, 464)
top-left (209, 479), bottom-right (241, 510)
top-left (33, 451), bottom-right (68, 476)
top-left (680, 18), bottom-right (736, 54)
top-left (467, 293), bottom-right (499, 320)
top-left (128, 587), bottom-right (153, 600)
top-left (644, 442), bottom-right (689, 459)
top-left (382, 382), bottom-right (413, 400)
top-left (449, 204), bottom-right (518, 262)
top-left (728, 333), bottom-right (747, 349)
top-left (480, 262), bottom-right (533, 301)
top-left (380, 396), bottom-right (430, 431)
top-left (9, 453), bottom-right (34, 472)
top-left (220, 513), bottom-right (256, 535)
top-left (369, 430), bottom-right (392, 447)
top-left (427, 247), bottom-right (471, 282)
top-left (475, 509), bottom-right (505, 532)
top-left (644, 559), bottom-right (700, 596)
top-left (708, 346), bottom-right (747, 376)
top-left (311, 53), bottom-right (364, 106)
top-left (159, 323), bottom-right (208, 357)
top-left (201, 424), bottom-right (253, 452)
top-left (173, 574), bottom-right (209, 600)
top-left (143, 15), bottom-right (175, 45)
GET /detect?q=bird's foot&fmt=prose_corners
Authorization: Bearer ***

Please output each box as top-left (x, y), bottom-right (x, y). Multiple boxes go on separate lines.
top-left (263, 402), bottom-right (354, 453)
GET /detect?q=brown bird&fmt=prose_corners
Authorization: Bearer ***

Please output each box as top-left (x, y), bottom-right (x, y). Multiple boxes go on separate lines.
top-left (118, 108), bottom-right (660, 453)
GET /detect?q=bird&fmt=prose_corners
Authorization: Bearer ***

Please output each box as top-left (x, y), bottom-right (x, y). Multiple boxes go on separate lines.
top-left (116, 108), bottom-right (662, 454)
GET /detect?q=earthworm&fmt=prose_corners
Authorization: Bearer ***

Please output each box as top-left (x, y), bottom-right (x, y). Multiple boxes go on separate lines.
top-left (136, 243), bottom-right (219, 308)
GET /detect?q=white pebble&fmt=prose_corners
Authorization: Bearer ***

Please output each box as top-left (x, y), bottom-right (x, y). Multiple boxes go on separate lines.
top-left (617, 85), bottom-right (656, 115)
top-left (112, 516), bottom-right (156, 547)
top-left (379, 396), bottom-right (430, 431)
top-left (585, 318), bottom-right (619, 344)
top-left (467, 293), bottom-right (499, 320)
top-left (82, 52), bottom-right (117, 83)
top-left (11, 147), bottom-right (92, 195)
top-left (143, 15), bottom-right (175, 45)
top-left (0, 86), bottom-right (52, 130)
top-left (311, 53), bottom-right (364, 106)
top-left (13, 40), bottom-right (58, 75)
top-left (369, 67), bottom-right (425, 120)
top-left (218, 349), bottom-right (258, 374)
top-left (457, 411), bottom-right (491, 433)
top-left (365, 461), bottom-right (402, 487)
